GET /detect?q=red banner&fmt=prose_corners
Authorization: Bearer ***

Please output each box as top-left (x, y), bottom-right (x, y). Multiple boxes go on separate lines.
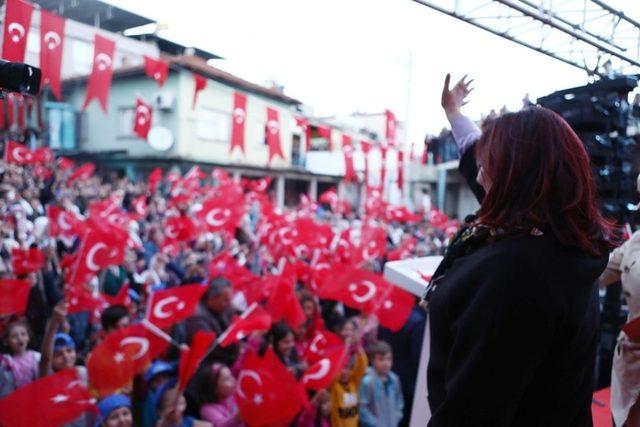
top-left (397, 150), bottom-right (404, 190)
top-left (230, 91), bottom-right (247, 153)
top-left (295, 117), bottom-right (311, 150)
top-left (317, 125), bottom-right (332, 150)
top-left (1, 0), bottom-right (34, 62)
top-left (266, 107), bottom-right (284, 164)
top-left (385, 109), bottom-right (397, 146)
top-left (143, 55), bottom-right (168, 86)
top-left (82, 34), bottom-right (115, 113)
top-left (361, 140), bottom-right (372, 185)
top-left (344, 145), bottom-right (357, 182)
top-left (380, 145), bottom-right (388, 187)
top-left (40, 9), bottom-right (65, 100)
top-left (192, 73), bottom-right (207, 109)
top-left (133, 97), bottom-right (153, 139)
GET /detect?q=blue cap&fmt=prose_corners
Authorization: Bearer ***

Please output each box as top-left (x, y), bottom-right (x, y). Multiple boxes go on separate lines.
top-left (53, 333), bottom-right (75, 352)
top-left (153, 377), bottom-right (177, 410)
top-left (144, 360), bottom-right (175, 384)
top-left (128, 289), bottom-right (141, 303)
top-left (97, 394), bottom-right (131, 423)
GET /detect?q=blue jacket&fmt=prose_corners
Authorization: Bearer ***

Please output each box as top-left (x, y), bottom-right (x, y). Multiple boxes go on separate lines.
top-left (359, 367), bottom-right (404, 427)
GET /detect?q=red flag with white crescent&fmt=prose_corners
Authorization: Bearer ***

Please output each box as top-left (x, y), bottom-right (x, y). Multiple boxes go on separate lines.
top-left (11, 247), bottom-right (45, 275)
top-left (47, 206), bottom-right (85, 237)
top-left (192, 73), bottom-right (207, 109)
top-left (133, 97), bottom-right (153, 139)
top-left (178, 331), bottom-right (217, 391)
top-left (218, 303), bottom-right (272, 348)
top-left (303, 329), bottom-right (344, 364)
top-left (33, 147), bottom-right (55, 164)
top-left (72, 225), bottom-right (127, 286)
top-left (0, 368), bottom-right (96, 427)
top-left (146, 284), bottom-right (208, 330)
top-left (0, 278), bottom-right (30, 316)
top-left (87, 323), bottom-right (170, 397)
top-left (265, 107), bottom-right (284, 164)
top-left (82, 34), bottom-right (115, 113)
top-left (39, 9), bottom-right (65, 100)
top-left (5, 140), bottom-right (33, 164)
top-left (230, 91), bottom-right (247, 154)
top-left (67, 163), bottom-right (96, 184)
top-left (301, 345), bottom-right (347, 391)
top-left (373, 284), bottom-right (415, 332)
top-left (143, 55), bottom-right (169, 86)
top-left (1, 0), bottom-right (34, 62)
top-left (318, 264), bottom-right (389, 314)
top-left (385, 109), bottom-right (397, 147)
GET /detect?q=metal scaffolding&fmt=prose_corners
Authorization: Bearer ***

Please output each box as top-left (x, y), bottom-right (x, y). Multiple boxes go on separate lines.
top-left (410, 0), bottom-right (640, 75)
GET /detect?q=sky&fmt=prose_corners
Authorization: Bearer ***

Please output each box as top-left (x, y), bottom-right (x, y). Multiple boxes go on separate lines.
top-left (104, 0), bottom-right (640, 145)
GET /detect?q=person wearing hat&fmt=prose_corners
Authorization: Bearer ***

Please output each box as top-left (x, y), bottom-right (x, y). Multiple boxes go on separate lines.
top-left (140, 360), bottom-right (175, 427)
top-left (97, 394), bottom-right (133, 427)
top-left (39, 301), bottom-right (85, 380)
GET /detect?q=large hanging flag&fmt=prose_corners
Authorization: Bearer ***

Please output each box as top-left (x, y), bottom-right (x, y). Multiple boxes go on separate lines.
top-left (1, 0), bottom-right (34, 62)
top-left (265, 107), bottom-right (284, 164)
top-left (230, 91), bottom-right (247, 154)
top-left (317, 125), bottom-right (333, 150)
top-left (133, 97), bottom-right (153, 140)
top-left (342, 135), bottom-right (357, 183)
top-left (385, 109), bottom-right (397, 146)
top-left (143, 55), bottom-right (169, 86)
top-left (192, 73), bottom-right (207, 109)
top-left (361, 140), bottom-right (372, 186)
top-left (39, 9), bottom-right (65, 100)
top-left (397, 150), bottom-right (404, 190)
top-left (82, 34), bottom-right (115, 114)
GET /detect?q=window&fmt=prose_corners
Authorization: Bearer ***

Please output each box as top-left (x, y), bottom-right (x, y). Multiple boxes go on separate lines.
top-left (45, 102), bottom-right (77, 150)
top-left (70, 39), bottom-right (93, 76)
top-left (118, 107), bottom-right (135, 138)
top-left (197, 108), bottom-right (230, 142)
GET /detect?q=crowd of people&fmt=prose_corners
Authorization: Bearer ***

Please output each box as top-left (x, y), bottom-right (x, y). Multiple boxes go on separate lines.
top-left (0, 152), bottom-right (456, 427)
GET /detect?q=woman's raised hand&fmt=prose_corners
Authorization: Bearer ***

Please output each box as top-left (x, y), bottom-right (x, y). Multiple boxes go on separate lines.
top-left (441, 73), bottom-right (474, 121)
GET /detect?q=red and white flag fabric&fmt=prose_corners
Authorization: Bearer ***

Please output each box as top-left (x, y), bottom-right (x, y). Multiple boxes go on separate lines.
top-left (58, 156), bottom-right (74, 171)
top-left (241, 177), bottom-right (272, 194)
top-left (133, 97), bottom-right (153, 139)
top-left (47, 206), bottom-right (84, 237)
top-left (131, 195), bottom-right (147, 218)
top-left (380, 145), bottom-right (388, 187)
top-left (5, 140), bottom-right (33, 164)
top-left (265, 275), bottom-right (306, 329)
top-left (0, 278), bottom-right (30, 315)
top-left (87, 323), bottom-right (170, 397)
top-left (303, 329), bottom-right (344, 364)
top-left (397, 150), bottom-right (404, 190)
top-left (192, 73), bottom-right (207, 109)
top-left (101, 282), bottom-right (131, 308)
top-left (385, 205), bottom-right (421, 224)
top-left (301, 345), bottom-right (347, 391)
top-left (317, 125), bottom-right (332, 150)
top-left (235, 348), bottom-right (306, 426)
top-left (1, 0), bottom-right (34, 62)
top-left (39, 9), bottom-right (65, 100)
top-left (164, 215), bottom-right (198, 244)
top-left (11, 247), bottom-right (45, 275)
top-left (67, 163), bottom-right (96, 184)
top-left (361, 140), bottom-right (372, 185)
top-left (230, 91), bottom-right (247, 154)
top-left (0, 368), bottom-right (96, 427)
top-left (318, 264), bottom-right (387, 314)
top-left (265, 107), bottom-right (284, 164)
top-left (295, 117), bottom-right (311, 150)
top-left (198, 194), bottom-right (244, 234)
top-left (72, 225), bottom-right (127, 284)
top-left (385, 109), bottom-right (397, 146)
top-left (373, 285), bottom-right (415, 332)
top-left (148, 168), bottom-right (163, 194)
top-left (146, 284), bottom-right (208, 330)
top-left (343, 144), bottom-right (358, 183)
top-left (178, 331), bottom-right (216, 391)
top-left (33, 147), bottom-right (55, 164)
top-left (82, 34), bottom-right (115, 113)
top-left (218, 303), bottom-right (272, 348)
top-left (143, 55), bottom-right (169, 86)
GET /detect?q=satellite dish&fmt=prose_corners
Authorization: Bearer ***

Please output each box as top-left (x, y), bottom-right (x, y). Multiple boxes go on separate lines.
top-left (148, 126), bottom-right (174, 151)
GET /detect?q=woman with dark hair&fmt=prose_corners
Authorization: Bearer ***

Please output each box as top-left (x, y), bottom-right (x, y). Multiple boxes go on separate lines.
top-left (422, 74), bottom-right (615, 426)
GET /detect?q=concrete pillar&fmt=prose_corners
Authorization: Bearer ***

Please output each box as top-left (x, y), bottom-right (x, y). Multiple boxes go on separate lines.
top-left (437, 169), bottom-right (447, 211)
top-left (309, 178), bottom-right (318, 201)
top-left (276, 175), bottom-right (285, 209)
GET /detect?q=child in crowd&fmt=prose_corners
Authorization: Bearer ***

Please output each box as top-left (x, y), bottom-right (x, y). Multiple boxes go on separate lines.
top-left (97, 394), bottom-right (134, 427)
top-left (154, 378), bottom-right (212, 427)
top-left (359, 341), bottom-right (404, 427)
top-left (296, 389), bottom-right (331, 427)
top-left (267, 321), bottom-right (307, 379)
top-left (194, 362), bottom-right (244, 427)
top-left (100, 305), bottom-right (131, 334)
top-left (0, 318), bottom-right (40, 398)
top-left (329, 345), bottom-right (368, 427)
top-left (141, 360), bottom-right (176, 427)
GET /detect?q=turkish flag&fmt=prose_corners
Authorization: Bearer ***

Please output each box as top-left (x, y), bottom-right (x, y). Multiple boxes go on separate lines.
top-left (355, 224), bottom-right (388, 264)
top-left (131, 195), bottom-right (147, 218)
top-left (230, 91), bottom-right (247, 154)
top-left (265, 276), bottom-right (306, 329)
top-left (0, 368), bottom-right (96, 427)
top-left (387, 236), bottom-right (416, 261)
top-left (365, 186), bottom-right (386, 218)
top-left (380, 146), bottom-right (388, 187)
top-left (58, 156), bottom-right (74, 170)
top-left (302, 346), bottom-right (347, 391)
top-left (47, 206), bottom-right (85, 237)
top-left (67, 163), bottom-right (96, 184)
top-left (144, 55), bottom-right (169, 86)
top-left (39, 9), bottom-right (65, 100)
top-left (397, 150), bottom-right (404, 190)
top-left (219, 303), bottom-right (272, 348)
top-left (73, 225), bottom-right (127, 283)
top-left (318, 187), bottom-right (339, 210)
top-left (373, 285), bottom-right (415, 332)
top-left (87, 323), bottom-right (170, 397)
top-left (303, 329), bottom-right (344, 365)
top-left (178, 331), bottom-right (216, 391)
top-left (385, 109), bottom-right (397, 146)
top-left (33, 147), bottom-right (55, 164)
top-left (82, 34), bottom-right (115, 113)
top-left (295, 117), bottom-right (311, 150)
top-left (0, 278), bottom-right (30, 315)
top-left (266, 107), bottom-right (284, 164)
top-left (133, 97), bottom-right (153, 139)
top-left (88, 196), bottom-right (122, 222)
top-left (146, 284), bottom-right (207, 330)
top-left (192, 73), bottom-right (207, 109)
top-left (101, 282), bottom-right (130, 308)
top-left (242, 177), bottom-right (272, 194)
top-left (317, 125), bottom-right (332, 150)
top-left (385, 205), bottom-right (421, 224)
top-left (164, 215), bottom-right (198, 244)
top-left (1, 0), bottom-right (34, 62)
top-left (148, 167), bottom-right (163, 194)
top-left (343, 145), bottom-right (358, 183)
top-left (11, 247), bottom-right (45, 275)
top-left (235, 348), bottom-right (306, 426)
top-left (198, 194), bottom-right (244, 234)
top-left (318, 264), bottom-right (388, 314)
top-left (5, 140), bottom-right (33, 164)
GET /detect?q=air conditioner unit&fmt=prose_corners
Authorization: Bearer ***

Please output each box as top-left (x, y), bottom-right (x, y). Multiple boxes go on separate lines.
top-left (156, 92), bottom-right (175, 111)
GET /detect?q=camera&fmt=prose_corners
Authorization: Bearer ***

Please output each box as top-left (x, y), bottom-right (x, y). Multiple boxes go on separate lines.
top-left (0, 59), bottom-right (41, 96)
